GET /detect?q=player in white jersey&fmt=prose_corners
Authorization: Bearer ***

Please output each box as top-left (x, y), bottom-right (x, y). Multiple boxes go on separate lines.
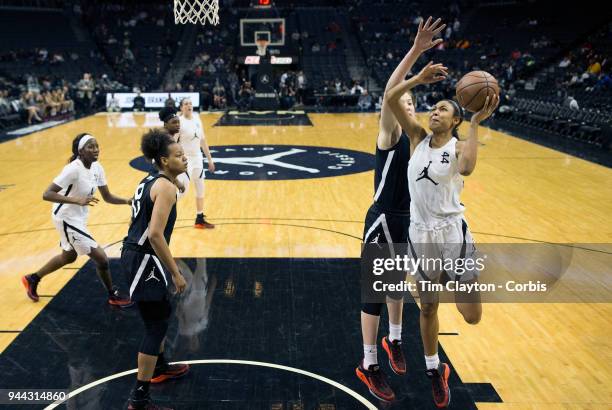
top-left (386, 62), bottom-right (498, 408)
top-left (177, 98), bottom-right (215, 229)
top-left (356, 17), bottom-right (445, 403)
top-left (21, 133), bottom-right (133, 308)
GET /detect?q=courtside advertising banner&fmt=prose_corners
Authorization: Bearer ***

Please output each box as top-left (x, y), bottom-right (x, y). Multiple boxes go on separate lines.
top-left (106, 92), bottom-right (200, 109)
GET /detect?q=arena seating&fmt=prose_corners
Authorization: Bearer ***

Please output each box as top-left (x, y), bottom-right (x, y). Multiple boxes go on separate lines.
top-left (0, 0), bottom-right (609, 157)
top-left (0, 9), bottom-right (110, 82)
top-left (82, 1), bottom-right (184, 91)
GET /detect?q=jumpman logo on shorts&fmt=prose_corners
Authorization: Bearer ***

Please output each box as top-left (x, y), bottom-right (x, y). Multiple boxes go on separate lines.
top-left (416, 161), bottom-right (438, 185)
top-left (145, 268), bottom-right (160, 282)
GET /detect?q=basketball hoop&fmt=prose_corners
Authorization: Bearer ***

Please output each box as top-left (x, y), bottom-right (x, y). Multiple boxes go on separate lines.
top-left (256, 39), bottom-right (269, 56)
top-left (174, 0), bottom-right (220, 25)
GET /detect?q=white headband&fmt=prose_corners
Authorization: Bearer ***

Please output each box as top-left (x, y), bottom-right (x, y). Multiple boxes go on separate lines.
top-left (78, 134), bottom-right (94, 151)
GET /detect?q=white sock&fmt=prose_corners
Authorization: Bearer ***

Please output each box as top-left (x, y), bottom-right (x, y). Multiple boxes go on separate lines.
top-left (363, 344), bottom-right (378, 369)
top-left (389, 322), bottom-right (402, 342)
top-left (425, 353), bottom-right (440, 370)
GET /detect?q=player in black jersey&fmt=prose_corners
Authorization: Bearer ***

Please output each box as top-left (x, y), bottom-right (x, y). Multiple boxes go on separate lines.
top-left (356, 17), bottom-right (445, 402)
top-left (122, 129), bottom-right (189, 410)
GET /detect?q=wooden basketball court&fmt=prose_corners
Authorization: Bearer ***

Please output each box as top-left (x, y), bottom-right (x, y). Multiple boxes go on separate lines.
top-left (0, 112), bottom-right (610, 409)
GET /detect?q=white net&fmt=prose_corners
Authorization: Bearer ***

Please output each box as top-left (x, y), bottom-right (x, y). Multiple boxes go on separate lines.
top-left (174, 0), bottom-right (220, 25)
top-left (256, 40), bottom-right (269, 56)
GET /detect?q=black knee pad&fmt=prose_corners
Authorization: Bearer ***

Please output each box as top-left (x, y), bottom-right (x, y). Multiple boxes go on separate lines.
top-left (137, 300), bottom-right (171, 355)
top-left (362, 303), bottom-right (383, 316)
top-left (139, 318), bottom-right (168, 355)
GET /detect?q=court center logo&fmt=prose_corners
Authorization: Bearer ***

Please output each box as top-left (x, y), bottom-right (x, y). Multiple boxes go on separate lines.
top-left (130, 145), bottom-right (374, 180)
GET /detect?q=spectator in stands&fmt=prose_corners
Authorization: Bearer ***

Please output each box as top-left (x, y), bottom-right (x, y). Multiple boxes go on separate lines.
top-left (77, 73), bottom-right (95, 112)
top-left (350, 81), bottom-right (365, 95)
top-left (27, 75), bottom-right (40, 93)
top-left (594, 72), bottom-right (611, 90)
top-left (201, 85), bottom-right (213, 111)
top-left (133, 91), bottom-right (145, 111)
top-left (123, 47), bottom-right (135, 62)
top-left (588, 59), bottom-right (602, 75)
top-left (358, 90), bottom-right (372, 111)
top-left (212, 80), bottom-right (227, 109)
top-left (444, 26), bottom-right (452, 40)
top-left (52, 88), bottom-right (72, 114)
top-left (238, 81), bottom-right (254, 111)
top-left (107, 93), bottom-right (121, 112)
top-left (51, 53), bottom-right (64, 65)
top-left (37, 48), bottom-right (48, 63)
top-left (334, 78), bottom-right (343, 94)
top-left (98, 74), bottom-right (112, 90)
top-left (228, 71), bottom-right (239, 103)
top-left (280, 84), bottom-right (296, 110)
top-left (21, 92), bottom-right (42, 124)
top-left (559, 55), bottom-right (572, 68)
top-left (566, 96), bottom-right (579, 110)
top-left (453, 18), bottom-right (460, 33)
top-left (43, 91), bottom-right (62, 117)
top-left (505, 64), bottom-right (514, 81)
top-left (296, 71), bottom-right (307, 104)
top-left (213, 56), bottom-right (225, 69)
top-left (280, 71), bottom-right (288, 88)
top-left (164, 94), bottom-right (176, 109)
top-left (375, 94), bottom-right (383, 111)
top-left (0, 90), bottom-right (10, 112)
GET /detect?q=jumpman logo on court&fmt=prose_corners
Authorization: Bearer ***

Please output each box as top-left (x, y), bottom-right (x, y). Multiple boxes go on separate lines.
top-left (416, 161), bottom-right (438, 185)
top-left (210, 148), bottom-right (319, 173)
top-left (370, 233), bottom-right (380, 243)
top-left (145, 268), bottom-right (160, 282)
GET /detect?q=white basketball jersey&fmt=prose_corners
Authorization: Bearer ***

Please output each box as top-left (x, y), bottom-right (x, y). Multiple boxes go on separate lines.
top-left (408, 135), bottom-right (464, 228)
top-left (51, 159), bottom-right (107, 223)
top-left (178, 114), bottom-right (204, 157)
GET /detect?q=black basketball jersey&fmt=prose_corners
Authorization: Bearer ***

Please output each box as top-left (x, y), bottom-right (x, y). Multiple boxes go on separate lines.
top-left (372, 133), bottom-right (411, 212)
top-left (124, 174), bottom-right (177, 254)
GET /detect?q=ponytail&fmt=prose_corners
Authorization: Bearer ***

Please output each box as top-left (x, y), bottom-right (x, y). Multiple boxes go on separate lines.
top-left (444, 99), bottom-right (464, 140)
top-left (141, 128), bottom-right (175, 170)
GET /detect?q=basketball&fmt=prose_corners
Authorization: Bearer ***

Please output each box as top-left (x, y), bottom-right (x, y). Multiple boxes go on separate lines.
top-left (455, 71), bottom-right (500, 112)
